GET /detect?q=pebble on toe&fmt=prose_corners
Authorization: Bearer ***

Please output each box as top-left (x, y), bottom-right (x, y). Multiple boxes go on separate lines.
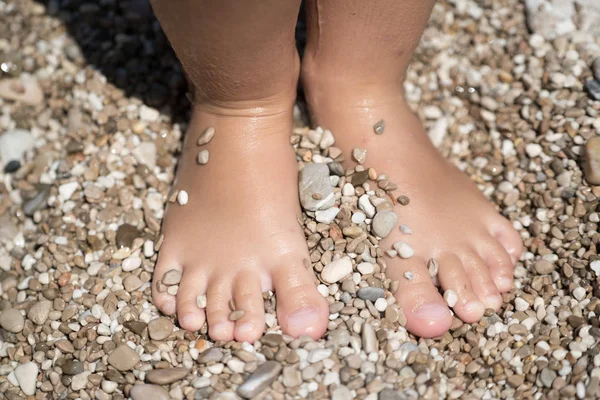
top-left (444, 290), bottom-right (458, 308)
top-left (197, 149), bottom-right (210, 165)
top-left (374, 119), bottom-right (385, 135)
top-left (162, 269), bottom-right (182, 286)
top-left (197, 126), bottom-right (215, 145)
top-left (298, 163), bottom-right (335, 211)
top-left (393, 241), bottom-right (415, 259)
top-left (428, 258), bottom-right (439, 278)
top-left (177, 190), bottom-right (189, 205)
top-left (352, 148), bottom-right (367, 164)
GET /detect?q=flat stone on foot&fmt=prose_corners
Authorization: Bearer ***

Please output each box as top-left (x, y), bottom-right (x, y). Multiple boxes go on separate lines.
top-left (299, 163), bottom-right (335, 211)
top-left (372, 211), bottom-right (398, 238)
top-left (374, 119), bottom-right (385, 135)
top-left (393, 241), bottom-right (414, 259)
top-left (352, 148), bottom-right (367, 164)
top-left (197, 149), bottom-right (210, 165)
top-left (197, 127), bottom-right (215, 145)
top-left (237, 361), bottom-right (282, 399)
top-left (162, 269), bottom-right (182, 286)
top-left (145, 367), bottom-right (190, 384)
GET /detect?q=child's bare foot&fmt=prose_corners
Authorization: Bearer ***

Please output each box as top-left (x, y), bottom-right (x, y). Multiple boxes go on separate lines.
top-left (303, 78), bottom-right (523, 338)
top-left (152, 102), bottom-right (329, 343)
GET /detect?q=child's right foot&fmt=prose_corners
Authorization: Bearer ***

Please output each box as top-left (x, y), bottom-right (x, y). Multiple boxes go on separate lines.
top-left (152, 101), bottom-right (329, 343)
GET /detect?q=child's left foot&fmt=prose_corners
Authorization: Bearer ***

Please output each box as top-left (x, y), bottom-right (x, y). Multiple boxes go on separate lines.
top-left (303, 79), bottom-right (523, 338)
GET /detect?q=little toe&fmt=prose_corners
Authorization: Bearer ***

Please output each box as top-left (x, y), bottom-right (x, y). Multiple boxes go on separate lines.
top-left (206, 276), bottom-right (235, 341)
top-left (176, 267), bottom-right (207, 332)
top-left (387, 257), bottom-right (452, 338)
top-left (488, 217), bottom-right (523, 265)
top-left (480, 237), bottom-right (516, 293)
top-left (437, 253), bottom-right (485, 323)
top-left (460, 251), bottom-right (503, 311)
top-left (232, 271), bottom-right (266, 343)
top-left (152, 247), bottom-right (181, 316)
top-left (271, 258), bottom-right (329, 340)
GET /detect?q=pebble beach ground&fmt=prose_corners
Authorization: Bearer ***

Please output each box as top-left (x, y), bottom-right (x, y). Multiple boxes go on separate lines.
top-left (2, 0), bottom-right (600, 399)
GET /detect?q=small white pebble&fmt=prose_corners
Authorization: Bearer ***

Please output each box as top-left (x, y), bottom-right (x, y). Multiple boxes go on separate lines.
top-left (317, 284), bottom-right (329, 297)
top-left (374, 297), bottom-right (388, 312)
top-left (197, 149), bottom-right (210, 165)
top-left (352, 212), bottom-right (366, 224)
top-left (514, 297), bottom-right (529, 311)
top-left (177, 190), bottom-right (189, 206)
top-left (393, 241), bottom-right (414, 259)
top-left (196, 295), bottom-right (207, 309)
top-left (385, 249), bottom-right (397, 257)
top-left (399, 224), bottom-right (412, 234)
top-left (404, 271), bottom-right (414, 280)
top-left (573, 287), bottom-right (586, 301)
top-left (167, 285), bottom-right (179, 296)
top-left (444, 290), bottom-right (458, 308)
top-left (357, 262), bottom-right (374, 275)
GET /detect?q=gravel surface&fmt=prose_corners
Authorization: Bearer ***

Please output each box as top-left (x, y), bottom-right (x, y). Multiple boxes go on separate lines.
top-left (2, 0), bottom-right (600, 399)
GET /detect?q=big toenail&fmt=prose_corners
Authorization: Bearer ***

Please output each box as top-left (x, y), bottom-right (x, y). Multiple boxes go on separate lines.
top-left (463, 300), bottom-right (485, 314)
top-left (180, 314), bottom-right (197, 328)
top-left (287, 308), bottom-right (320, 331)
top-left (236, 322), bottom-right (256, 334)
top-left (413, 304), bottom-right (450, 320)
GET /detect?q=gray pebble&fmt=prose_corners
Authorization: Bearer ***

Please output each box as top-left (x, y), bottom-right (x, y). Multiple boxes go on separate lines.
top-left (357, 287), bottom-right (386, 302)
top-left (130, 384), bottom-right (170, 400)
top-left (585, 79), bottom-right (600, 101)
top-left (145, 367), bottom-right (189, 384)
top-left (237, 361), bottom-right (282, 398)
top-left (299, 163), bottom-right (335, 211)
top-left (0, 308), bottom-right (24, 333)
top-left (593, 57), bottom-right (600, 81)
top-left (372, 211), bottom-right (398, 238)
top-left (197, 347), bottom-right (224, 364)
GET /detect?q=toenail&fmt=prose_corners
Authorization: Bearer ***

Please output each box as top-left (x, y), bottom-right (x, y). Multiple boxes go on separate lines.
top-left (287, 308), bottom-right (320, 332)
top-left (463, 300), bottom-right (485, 315)
top-left (497, 276), bottom-right (513, 289)
top-left (413, 304), bottom-right (450, 321)
top-left (236, 322), bottom-right (256, 335)
top-left (180, 314), bottom-right (198, 328)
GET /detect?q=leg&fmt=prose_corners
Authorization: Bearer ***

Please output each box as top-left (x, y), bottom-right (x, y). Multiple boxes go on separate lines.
top-left (151, 0), bottom-right (328, 342)
top-left (302, 1), bottom-right (523, 338)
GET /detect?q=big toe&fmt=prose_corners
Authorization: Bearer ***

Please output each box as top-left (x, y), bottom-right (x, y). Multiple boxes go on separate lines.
top-left (272, 258), bottom-right (329, 339)
top-left (388, 257), bottom-right (452, 338)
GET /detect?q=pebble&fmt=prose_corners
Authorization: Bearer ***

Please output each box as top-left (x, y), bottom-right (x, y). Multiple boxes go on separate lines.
top-left (177, 190), bottom-right (189, 206)
top-left (197, 295), bottom-right (207, 308)
top-left (399, 224), bottom-right (412, 234)
top-left (162, 269), bottom-right (182, 285)
top-left (321, 257), bottom-right (353, 283)
top-left (27, 300), bottom-right (52, 325)
top-left (534, 259), bottom-right (554, 275)
top-left (123, 275), bottom-right (143, 291)
top-left (130, 384), bottom-right (170, 400)
top-left (23, 184), bottom-right (51, 216)
top-left (594, 57), bottom-right (600, 81)
top-left (372, 211), bottom-right (398, 238)
top-left (585, 79), bottom-right (600, 101)
top-left (525, 143), bottom-right (542, 158)
top-left (62, 359), bottom-right (84, 375)
top-left (362, 322), bottom-right (378, 353)
top-left (315, 207), bottom-right (340, 224)
top-left (197, 127), bottom-right (216, 145)
top-left (108, 345), bottom-right (140, 371)
top-left (374, 119), bottom-right (385, 135)
top-left (298, 163), bottom-right (335, 211)
top-left (393, 241), bottom-right (414, 259)
top-left (584, 137), bottom-right (600, 184)
top-left (14, 362), bottom-right (38, 396)
top-left (307, 348), bottom-right (332, 363)
top-left (0, 308), bottom-right (24, 333)
top-left (237, 361), bottom-right (282, 399)
top-left (427, 259), bottom-right (439, 278)
top-left (132, 142), bottom-right (157, 169)
top-left (352, 148), bottom-right (367, 164)
top-left (116, 224), bottom-right (141, 249)
top-left (374, 297), bottom-right (388, 312)
top-left (148, 317), bottom-right (174, 340)
top-left (514, 297), bottom-right (530, 311)
top-left (197, 347), bottom-right (224, 364)
top-left (0, 129), bottom-right (34, 169)
top-left (122, 256), bottom-right (142, 272)
top-left (357, 262), bottom-right (374, 275)
top-left (145, 368), bottom-right (190, 384)
top-left (229, 310), bottom-right (245, 321)
top-left (0, 76), bottom-right (43, 105)
top-left (444, 290), bottom-right (458, 307)
top-left (357, 287), bottom-right (386, 302)
top-left (358, 195), bottom-right (376, 218)
top-left (197, 149), bottom-right (210, 165)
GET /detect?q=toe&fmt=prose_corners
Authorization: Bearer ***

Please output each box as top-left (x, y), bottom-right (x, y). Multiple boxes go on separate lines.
top-left (387, 257), bottom-right (452, 338)
top-left (176, 267), bottom-right (207, 332)
top-left (480, 236), bottom-right (516, 293)
top-left (152, 245), bottom-right (181, 316)
top-left (232, 271), bottom-right (265, 343)
top-left (460, 251), bottom-right (503, 311)
top-left (271, 258), bottom-right (329, 340)
top-left (206, 276), bottom-right (235, 341)
top-left (437, 253), bottom-right (485, 323)
top-left (488, 216), bottom-right (523, 265)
